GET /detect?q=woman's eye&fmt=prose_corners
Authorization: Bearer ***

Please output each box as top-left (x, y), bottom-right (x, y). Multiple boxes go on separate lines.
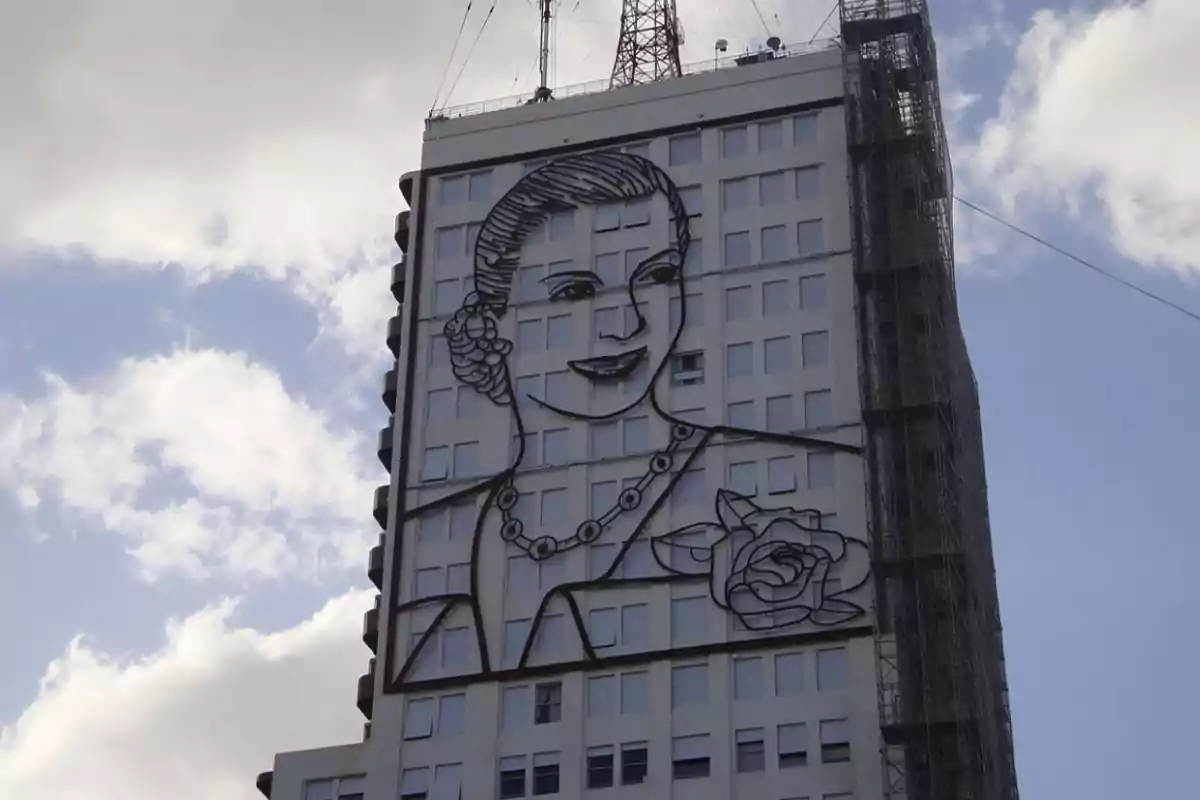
top-left (635, 264), bottom-right (679, 285)
top-left (549, 281), bottom-right (596, 302)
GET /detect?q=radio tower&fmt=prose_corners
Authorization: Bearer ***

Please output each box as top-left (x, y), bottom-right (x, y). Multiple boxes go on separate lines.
top-left (610, 0), bottom-right (684, 88)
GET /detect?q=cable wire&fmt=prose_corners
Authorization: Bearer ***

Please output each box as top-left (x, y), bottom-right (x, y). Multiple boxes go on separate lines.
top-left (809, 2), bottom-right (839, 44)
top-left (429, 0), bottom-right (476, 115)
top-left (954, 195), bottom-right (1200, 327)
top-left (746, 0), bottom-right (773, 37)
top-left (440, 0), bottom-right (498, 112)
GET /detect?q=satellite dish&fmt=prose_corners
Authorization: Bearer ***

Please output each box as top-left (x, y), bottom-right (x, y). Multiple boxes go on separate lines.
top-left (715, 38), bottom-right (728, 52)
top-left (767, 35), bottom-right (782, 51)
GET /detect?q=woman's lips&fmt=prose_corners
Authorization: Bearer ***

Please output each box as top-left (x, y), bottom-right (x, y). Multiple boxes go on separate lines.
top-left (568, 346), bottom-right (648, 382)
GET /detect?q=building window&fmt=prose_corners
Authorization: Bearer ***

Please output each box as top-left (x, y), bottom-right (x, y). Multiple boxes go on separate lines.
top-left (802, 330), bottom-right (831, 367)
top-left (670, 596), bottom-right (707, 644)
top-left (620, 604), bottom-right (649, 649)
top-left (722, 125), bottom-right (748, 157)
top-left (820, 718), bottom-right (851, 763)
top-left (532, 752), bottom-right (560, 796)
top-left (622, 742), bottom-right (649, 785)
top-left (800, 274), bottom-right (827, 309)
top-left (734, 656), bottom-right (763, 700)
top-left (724, 230), bottom-right (751, 267)
top-left (804, 390), bottom-right (833, 428)
top-left (546, 314), bottom-right (571, 349)
top-left (671, 663), bottom-right (709, 708)
top-left (728, 461), bottom-right (757, 495)
top-left (726, 342), bottom-right (753, 378)
top-left (762, 224), bottom-right (790, 261)
top-left (669, 133), bottom-right (702, 165)
top-left (430, 334), bottom-right (449, 369)
top-left (727, 400), bottom-right (755, 430)
top-left (817, 647), bottom-right (847, 690)
top-left (671, 351), bottom-right (705, 386)
top-left (593, 306), bottom-right (619, 341)
top-left (515, 374), bottom-right (541, 403)
top-left (589, 481), bottom-right (618, 520)
top-left (534, 681), bottom-right (562, 723)
top-left (808, 451), bottom-right (835, 489)
top-left (540, 487), bottom-right (567, 525)
top-left (624, 197), bottom-right (651, 228)
top-left (759, 119), bottom-right (784, 151)
top-left (414, 567), bottom-right (442, 599)
top-left (440, 174), bottom-right (466, 205)
top-left (512, 432), bottom-right (538, 467)
top-left (795, 113), bottom-right (819, 143)
top-left (736, 728), bottom-right (767, 773)
top-left (798, 219), bottom-right (826, 256)
top-left (420, 446), bottom-right (449, 482)
top-left (545, 370), bottom-right (570, 405)
top-left (501, 685), bottom-right (530, 728)
top-left (620, 540), bottom-right (654, 579)
top-left (517, 265), bottom-right (543, 303)
top-left (452, 441), bottom-right (478, 477)
top-left (590, 421), bottom-right (619, 459)
top-left (624, 416), bottom-right (649, 454)
top-left (670, 293), bottom-right (703, 328)
top-left (684, 237), bottom-right (703, 275)
top-left (768, 456), bottom-right (796, 494)
top-left (548, 209), bottom-right (574, 240)
top-left (588, 542), bottom-right (615, 579)
top-left (542, 428), bottom-right (569, 466)
top-left (498, 756), bottom-right (526, 799)
top-left (672, 734), bottom-right (711, 780)
top-left (532, 614), bottom-right (564, 660)
top-left (722, 177), bottom-right (750, 210)
top-left (437, 693), bottom-right (465, 735)
top-left (468, 170), bottom-right (492, 201)
top-left (433, 278), bottom-right (461, 315)
top-left (517, 318), bottom-right (542, 352)
top-left (764, 335), bottom-right (792, 374)
top-left (587, 745), bottom-right (615, 789)
top-left (538, 558), bottom-right (564, 592)
top-left (399, 768), bottom-right (429, 800)
top-left (446, 563), bottom-right (470, 594)
top-left (674, 468), bottom-right (705, 506)
top-left (779, 722), bottom-right (809, 768)
top-left (725, 285), bottom-right (753, 321)
top-left (762, 279), bottom-right (789, 316)
top-left (621, 670), bottom-right (649, 713)
top-left (766, 395), bottom-right (793, 433)
top-left (403, 696), bottom-right (435, 740)
top-left (595, 252), bottom-right (621, 285)
top-left (503, 619), bottom-right (530, 668)
top-left (796, 165), bottom-right (822, 200)
top-left (594, 203), bottom-right (622, 232)
top-left (441, 627), bottom-right (469, 668)
top-left (775, 652), bottom-right (805, 696)
top-left (679, 184), bottom-right (703, 217)
top-left (455, 385), bottom-right (480, 419)
top-left (588, 674), bottom-right (615, 717)
top-left (760, 170), bottom-right (787, 205)
top-left (434, 226), bottom-right (464, 261)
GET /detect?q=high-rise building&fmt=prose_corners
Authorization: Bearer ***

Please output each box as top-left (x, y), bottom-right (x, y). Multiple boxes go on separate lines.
top-left (258, 3), bottom-right (1018, 800)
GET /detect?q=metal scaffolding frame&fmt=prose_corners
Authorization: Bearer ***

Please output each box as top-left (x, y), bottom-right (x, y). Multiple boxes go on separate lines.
top-left (839, 2), bottom-right (1018, 798)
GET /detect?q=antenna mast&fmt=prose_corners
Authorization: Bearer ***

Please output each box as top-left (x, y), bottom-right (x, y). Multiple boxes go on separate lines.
top-left (610, 0), bottom-right (683, 88)
top-left (533, 0), bottom-right (554, 102)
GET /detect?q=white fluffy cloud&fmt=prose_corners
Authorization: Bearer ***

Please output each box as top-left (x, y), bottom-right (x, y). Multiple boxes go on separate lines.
top-left (0, 348), bottom-right (377, 580)
top-left (961, 0), bottom-right (1200, 276)
top-left (0, 590), bottom-right (372, 800)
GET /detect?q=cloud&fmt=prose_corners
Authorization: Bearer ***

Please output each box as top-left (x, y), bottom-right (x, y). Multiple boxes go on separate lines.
top-left (0, 590), bottom-right (372, 800)
top-left (959, 0), bottom-right (1200, 276)
top-left (0, 348), bottom-right (377, 581)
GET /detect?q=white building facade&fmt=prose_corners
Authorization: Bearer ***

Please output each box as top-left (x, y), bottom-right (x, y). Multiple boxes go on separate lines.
top-left (260, 7), bottom-right (1018, 799)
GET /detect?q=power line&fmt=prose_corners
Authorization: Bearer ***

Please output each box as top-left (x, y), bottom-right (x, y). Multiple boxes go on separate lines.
top-left (746, 0), bottom-right (773, 37)
top-left (429, 0), bottom-right (476, 115)
top-left (954, 195), bottom-right (1200, 327)
top-left (809, 2), bottom-right (839, 44)
top-left (441, 0), bottom-right (499, 111)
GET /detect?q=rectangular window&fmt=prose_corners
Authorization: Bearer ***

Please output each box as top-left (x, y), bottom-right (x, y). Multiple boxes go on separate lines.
top-left (669, 529), bottom-right (706, 572)
top-left (800, 274), bottom-right (827, 309)
top-left (620, 540), bottom-right (654, 579)
top-left (590, 482), bottom-right (618, 521)
top-left (587, 746), bottom-right (615, 789)
top-left (758, 119), bottom-right (784, 151)
top-left (621, 743), bottom-right (649, 785)
top-left (592, 255), bottom-right (619, 290)
top-left (588, 674), bottom-right (615, 717)
top-left (441, 627), bottom-right (469, 668)
top-left (817, 648), bottom-right (847, 690)
top-left (542, 428), bottom-right (569, 466)
top-left (624, 197), bottom-right (651, 228)
top-left (421, 446), bottom-right (449, 482)
top-left (515, 374), bottom-right (541, 403)
top-left (672, 734), bottom-right (711, 780)
top-left (767, 395), bottom-right (793, 433)
top-left (534, 681), bottom-right (562, 724)
top-left (403, 697), bottom-right (435, 739)
top-left (796, 165), bottom-right (822, 199)
top-left (763, 279), bottom-right (789, 316)
top-left (684, 238), bottom-right (703, 275)
top-left (517, 264), bottom-right (544, 303)
top-left (764, 335), bottom-right (792, 373)
top-left (430, 334), bottom-right (449, 369)
top-left (517, 319), bottom-right (543, 352)
top-left (440, 175), bottom-right (466, 205)
top-left (623, 416), bottom-right (649, 454)
top-left (503, 619), bottom-right (530, 668)
top-left (670, 350), bottom-right (705, 386)
top-left (724, 230), bottom-right (751, 267)
top-left (588, 542), bottom-right (615, 579)
top-left (775, 652), bottom-right (805, 696)
top-left (671, 663), bottom-right (709, 708)
top-left (532, 753), bottom-right (560, 796)
top-left (549, 209), bottom-right (574, 240)
top-left (768, 456), bottom-right (797, 494)
top-left (538, 558), bottom-right (564, 593)
top-left (726, 342), bottom-right (753, 378)
top-left (779, 722), bottom-right (809, 768)
top-left (722, 126), bottom-right (748, 157)
top-left (808, 451), bottom-right (835, 489)
top-left (620, 604), bottom-right (649, 649)
top-left (426, 388), bottom-right (453, 424)
top-left (446, 563), bottom-right (469, 594)
top-left (820, 718), bottom-right (851, 763)
top-left (546, 314), bottom-right (571, 349)
top-left (437, 693), bottom-right (465, 735)
top-left (449, 502), bottom-right (473, 539)
top-left (432, 765), bottom-right (461, 800)
top-left (798, 219), bottom-right (826, 256)
top-left (725, 285), bottom-right (753, 321)
top-left (736, 728), bottom-right (766, 773)
top-left (734, 657), bottom-right (763, 700)
top-left (587, 607), bottom-right (617, 650)
top-left (545, 371), bottom-right (569, 405)
top-left (670, 596), bottom-right (707, 644)
top-left (760, 170), bottom-right (787, 205)
top-left (621, 671), bottom-right (649, 714)
top-left (722, 177), bottom-right (750, 211)
top-left (452, 441), bottom-right (478, 477)
top-left (468, 170), bottom-right (492, 201)
top-left (434, 279), bottom-right (460, 315)
top-left (679, 185), bottom-right (703, 217)
top-left (593, 306), bottom-right (619, 341)
top-left (729, 461), bottom-right (756, 495)
top-left (418, 509), bottom-right (446, 542)
top-left (434, 226), bottom-right (464, 261)
top-left (512, 432), bottom-right (538, 468)
top-left (501, 685), bottom-right (530, 728)
top-left (498, 756), bottom-right (526, 799)
top-left (761, 224), bottom-right (789, 261)
top-left (674, 468), bottom-right (705, 506)
top-left (533, 614), bottom-right (564, 660)
top-left (669, 133), bottom-right (702, 165)
top-left (590, 422), bottom-right (619, 460)
top-left (802, 330), bottom-right (830, 368)
top-left (400, 768), bottom-right (429, 800)
top-left (794, 113), bottom-right (819, 143)
top-left (455, 386), bottom-right (481, 420)
top-left (727, 400), bottom-right (755, 429)
top-left (625, 141), bottom-right (650, 158)
top-left (624, 247), bottom-right (649, 281)
top-left (595, 203), bottom-right (621, 232)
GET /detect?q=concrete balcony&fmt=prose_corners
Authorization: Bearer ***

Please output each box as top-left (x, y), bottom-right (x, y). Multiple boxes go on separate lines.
top-left (372, 485), bottom-right (389, 530)
top-left (382, 368), bottom-right (397, 413)
top-left (393, 210), bottom-right (410, 254)
top-left (356, 657), bottom-right (376, 719)
top-left (367, 534), bottom-right (384, 589)
top-left (391, 260), bottom-right (406, 304)
top-left (376, 417), bottom-right (394, 471)
top-left (362, 595), bottom-right (380, 653)
top-left (386, 314), bottom-right (402, 358)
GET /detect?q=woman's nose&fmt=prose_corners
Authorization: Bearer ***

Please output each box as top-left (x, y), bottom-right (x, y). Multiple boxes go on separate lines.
top-left (600, 306), bottom-right (646, 343)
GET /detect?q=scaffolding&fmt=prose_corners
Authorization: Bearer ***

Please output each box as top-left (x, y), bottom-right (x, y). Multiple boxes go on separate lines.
top-left (839, 2), bottom-right (1019, 799)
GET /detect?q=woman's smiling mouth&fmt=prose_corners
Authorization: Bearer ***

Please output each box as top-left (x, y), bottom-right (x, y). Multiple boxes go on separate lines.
top-left (568, 347), bottom-right (648, 382)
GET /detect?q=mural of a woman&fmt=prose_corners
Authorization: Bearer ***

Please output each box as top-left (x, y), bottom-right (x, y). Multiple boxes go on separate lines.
top-left (392, 150), bottom-right (868, 687)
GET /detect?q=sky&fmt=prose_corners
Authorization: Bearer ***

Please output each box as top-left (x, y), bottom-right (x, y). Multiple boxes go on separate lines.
top-left (0, 0), bottom-right (1198, 798)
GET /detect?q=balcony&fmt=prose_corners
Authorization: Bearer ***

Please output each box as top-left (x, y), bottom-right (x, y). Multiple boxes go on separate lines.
top-left (372, 484), bottom-right (389, 530)
top-left (362, 595), bottom-right (380, 652)
top-left (391, 261), bottom-right (406, 304)
top-left (256, 771), bottom-right (273, 798)
top-left (386, 314), bottom-right (402, 358)
top-left (376, 417), bottom-right (394, 471)
top-left (368, 534), bottom-right (384, 589)
top-left (399, 172), bottom-right (416, 205)
top-left (381, 368), bottom-right (397, 413)
top-left (393, 210), bottom-right (410, 253)
top-left (356, 658), bottom-right (376, 719)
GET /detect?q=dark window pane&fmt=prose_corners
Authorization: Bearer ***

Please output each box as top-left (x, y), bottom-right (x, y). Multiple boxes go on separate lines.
top-left (621, 748), bottom-right (648, 785)
top-left (499, 769), bottom-right (525, 799)
top-left (672, 757), bottom-right (711, 780)
top-left (532, 765), bottom-right (560, 795)
top-left (586, 754), bottom-right (614, 789)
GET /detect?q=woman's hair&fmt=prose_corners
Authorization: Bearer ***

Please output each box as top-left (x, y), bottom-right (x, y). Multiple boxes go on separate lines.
top-left (443, 150), bottom-right (691, 404)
